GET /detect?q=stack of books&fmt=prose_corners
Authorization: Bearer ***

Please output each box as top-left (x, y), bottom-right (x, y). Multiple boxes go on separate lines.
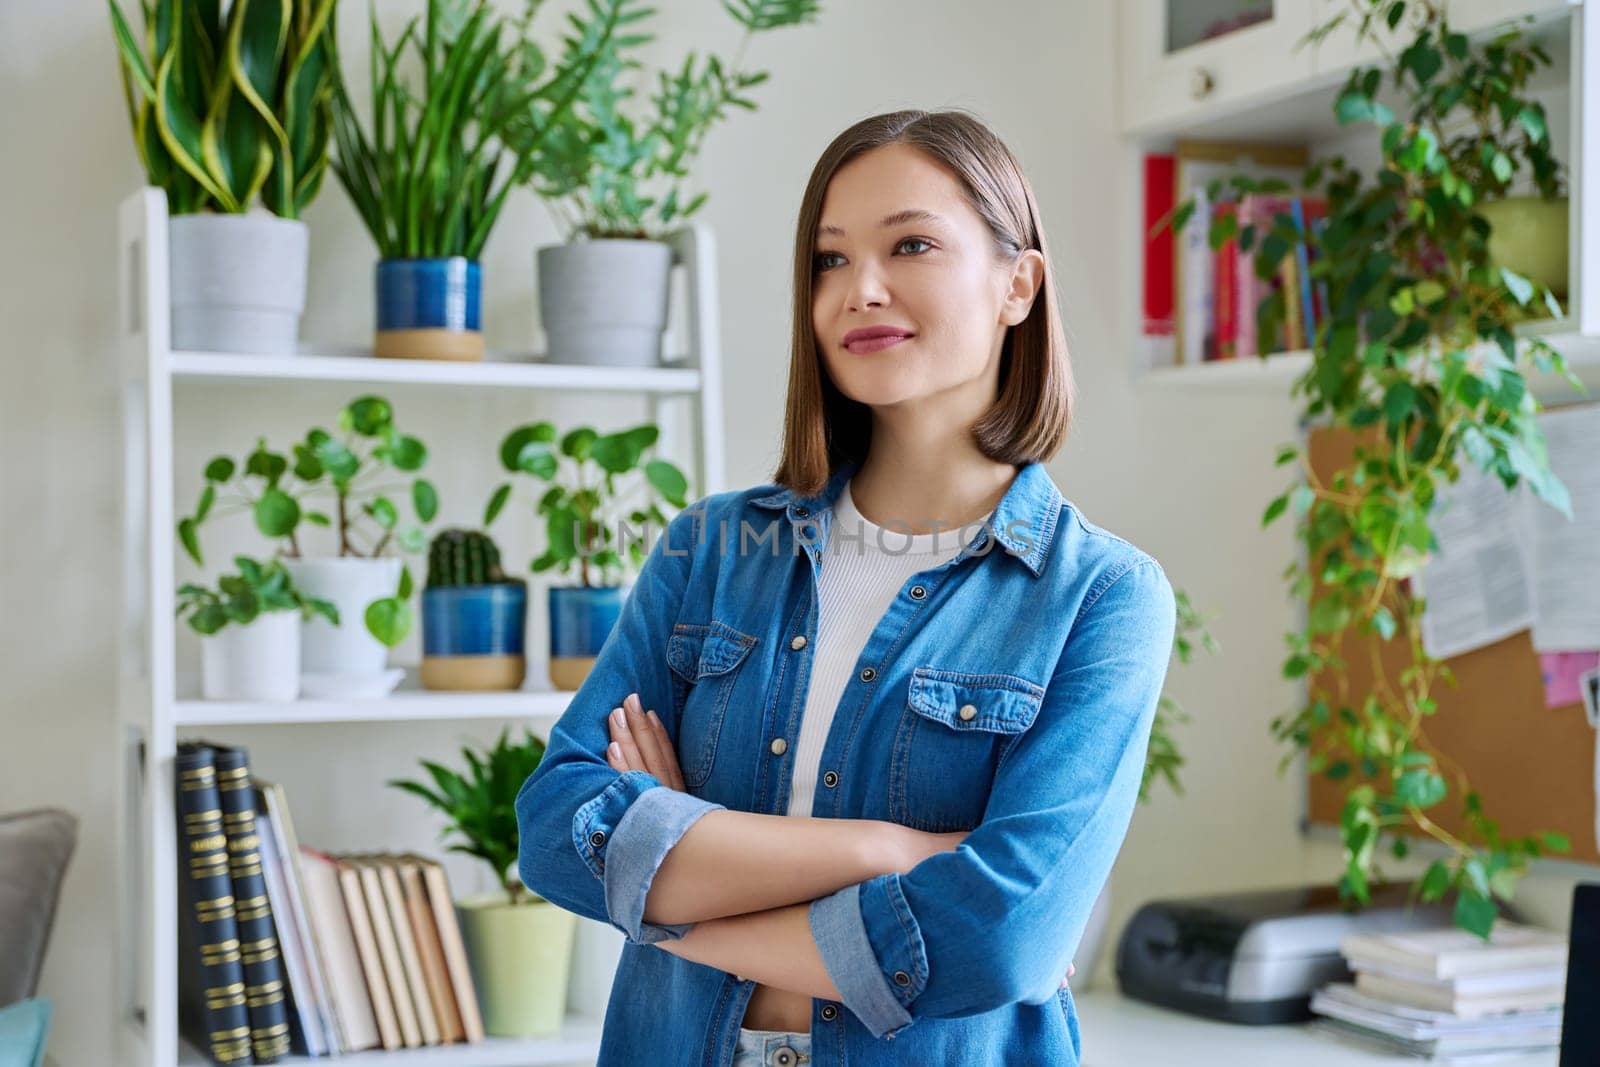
top-left (1309, 920), bottom-right (1569, 1062)
top-left (176, 740), bottom-right (485, 1064)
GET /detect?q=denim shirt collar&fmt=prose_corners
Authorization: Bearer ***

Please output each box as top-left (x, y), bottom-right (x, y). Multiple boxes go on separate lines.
top-left (749, 458), bottom-right (1062, 577)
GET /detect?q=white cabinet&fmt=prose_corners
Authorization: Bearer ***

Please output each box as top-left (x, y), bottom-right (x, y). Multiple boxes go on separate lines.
top-left (1118, 0), bottom-right (1316, 136)
top-left (1308, 0), bottom-right (1577, 80)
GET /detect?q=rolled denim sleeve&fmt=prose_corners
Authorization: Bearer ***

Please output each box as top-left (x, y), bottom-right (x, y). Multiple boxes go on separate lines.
top-left (810, 556), bottom-right (1177, 1038)
top-left (515, 501), bottom-right (726, 945)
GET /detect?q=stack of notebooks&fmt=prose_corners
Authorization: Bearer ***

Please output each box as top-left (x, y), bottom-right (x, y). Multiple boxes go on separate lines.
top-left (1309, 920), bottom-right (1568, 1062)
top-left (176, 740), bottom-right (486, 1065)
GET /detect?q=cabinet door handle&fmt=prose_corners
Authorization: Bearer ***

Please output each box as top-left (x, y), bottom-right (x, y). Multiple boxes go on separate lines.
top-left (1190, 67), bottom-right (1215, 100)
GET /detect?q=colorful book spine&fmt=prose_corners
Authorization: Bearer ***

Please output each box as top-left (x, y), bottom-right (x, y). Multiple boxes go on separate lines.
top-left (213, 744), bottom-right (291, 1063)
top-left (1211, 200), bottom-right (1238, 360)
top-left (1291, 197), bottom-right (1317, 346)
top-left (1312, 214), bottom-right (1331, 325)
top-left (1143, 153), bottom-right (1176, 338)
top-left (175, 743), bottom-right (254, 1065)
top-left (1282, 252), bottom-right (1304, 351)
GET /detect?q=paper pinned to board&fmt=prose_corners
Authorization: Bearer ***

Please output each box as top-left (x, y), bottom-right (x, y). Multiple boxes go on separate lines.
top-left (1411, 403), bottom-right (1600, 659)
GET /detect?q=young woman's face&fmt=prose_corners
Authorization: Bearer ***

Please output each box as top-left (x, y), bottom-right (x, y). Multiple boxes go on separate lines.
top-left (811, 143), bottom-right (1034, 410)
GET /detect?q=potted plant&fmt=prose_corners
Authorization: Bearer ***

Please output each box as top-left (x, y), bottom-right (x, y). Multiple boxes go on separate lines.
top-left (389, 727), bottom-right (574, 1036)
top-left (527, 0), bottom-right (822, 366)
top-left (179, 395), bottom-right (437, 697)
top-left (327, 0), bottom-right (626, 362)
top-left (108, 0), bottom-right (340, 354)
top-left (1164, 0), bottom-right (1583, 937)
top-left (178, 555), bottom-right (337, 702)
top-left (495, 421), bottom-right (688, 690)
top-left (420, 523), bottom-right (529, 692)
top-left (1074, 589), bottom-right (1219, 988)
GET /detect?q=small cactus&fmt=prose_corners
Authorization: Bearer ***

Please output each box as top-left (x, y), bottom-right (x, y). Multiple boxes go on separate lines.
top-left (426, 528), bottom-right (519, 587)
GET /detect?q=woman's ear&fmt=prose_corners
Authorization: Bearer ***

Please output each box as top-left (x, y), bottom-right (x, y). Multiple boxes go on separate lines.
top-left (999, 249), bottom-right (1046, 327)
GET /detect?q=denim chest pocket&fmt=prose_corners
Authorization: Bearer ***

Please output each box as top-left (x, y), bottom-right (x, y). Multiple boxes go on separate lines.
top-left (666, 620), bottom-right (758, 789)
top-left (890, 667), bottom-right (1045, 833)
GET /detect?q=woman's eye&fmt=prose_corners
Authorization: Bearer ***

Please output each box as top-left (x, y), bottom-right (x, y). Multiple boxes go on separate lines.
top-left (813, 238), bottom-right (932, 274)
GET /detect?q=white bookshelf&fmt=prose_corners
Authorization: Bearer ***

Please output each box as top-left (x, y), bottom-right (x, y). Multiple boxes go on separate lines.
top-left (112, 187), bottom-right (728, 1067)
top-left (1122, 0), bottom-right (1600, 390)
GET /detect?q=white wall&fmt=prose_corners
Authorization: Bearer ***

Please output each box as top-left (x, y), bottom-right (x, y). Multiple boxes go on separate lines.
top-left (3, 1), bottom-right (1595, 1064)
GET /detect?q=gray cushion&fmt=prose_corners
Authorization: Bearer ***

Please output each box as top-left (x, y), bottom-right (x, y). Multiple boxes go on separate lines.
top-left (0, 810), bottom-right (78, 1008)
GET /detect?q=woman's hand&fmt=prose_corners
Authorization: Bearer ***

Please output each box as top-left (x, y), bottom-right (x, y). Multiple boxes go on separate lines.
top-left (605, 691), bottom-right (687, 792)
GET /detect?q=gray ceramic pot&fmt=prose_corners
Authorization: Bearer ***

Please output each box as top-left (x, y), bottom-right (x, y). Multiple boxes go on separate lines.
top-left (537, 238), bottom-right (673, 366)
top-left (169, 212), bottom-right (308, 354)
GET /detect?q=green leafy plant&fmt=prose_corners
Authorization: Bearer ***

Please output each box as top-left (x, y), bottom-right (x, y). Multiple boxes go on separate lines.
top-left (329, 0), bottom-right (626, 259)
top-left (495, 422), bottom-right (689, 587)
top-left (1140, 589), bottom-right (1220, 804)
top-left (389, 726), bottom-right (547, 904)
top-left (108, 0), bottom-right (340, 217)
top-left (178, 395), bottom-right (437, 646)
top-left (1160, 0), bottom-right (1586, 936)
top-left (529, 0), bottom-right (823, 240)
top-left (177, 554), bottom-right (338, 635)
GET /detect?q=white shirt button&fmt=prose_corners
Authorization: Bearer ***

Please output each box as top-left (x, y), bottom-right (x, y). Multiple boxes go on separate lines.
top-left (958, 703), bottom-right (978, 721)
top-left (770, 737), bottom-right (788, 755)
top-left (790, 635), bottom-right (807, 650)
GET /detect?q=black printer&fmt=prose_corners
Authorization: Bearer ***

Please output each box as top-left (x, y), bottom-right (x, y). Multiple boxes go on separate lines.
top-left (1115, 882), bottom-right (1480, 1024)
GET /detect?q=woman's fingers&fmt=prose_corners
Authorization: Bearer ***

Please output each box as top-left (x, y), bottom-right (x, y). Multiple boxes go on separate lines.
top-left (623, 693), bottom-right (670, 782)
top-left (609, 703), bottom-right (646, 771)
top-left (604, 692), bottom-right (688, 792)
top-left (647, 709), bottom-right (687, 791)
top-left (625, 693), bottom-right (688, 792)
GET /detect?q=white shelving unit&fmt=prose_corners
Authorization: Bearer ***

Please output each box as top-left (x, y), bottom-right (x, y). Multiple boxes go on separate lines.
top-left (112, 186), bottom-right (727, 1067)
top-left (1120, 0), bottom-right (1600, 394)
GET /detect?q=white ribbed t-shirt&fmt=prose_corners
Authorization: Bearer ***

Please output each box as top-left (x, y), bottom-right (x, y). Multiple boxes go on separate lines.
top-left (785, 480), bottom-right (981, 819)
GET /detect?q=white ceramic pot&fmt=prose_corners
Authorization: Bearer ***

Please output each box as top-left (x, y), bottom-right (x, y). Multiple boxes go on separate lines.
top-left (200, 609), bottom-right (301, 702)
top-left (281, 556), bottom-right (403, 678)
top-left (169, 211), bottom-right (309, 355)
top-left (537, 239), bottom-right (673, 366)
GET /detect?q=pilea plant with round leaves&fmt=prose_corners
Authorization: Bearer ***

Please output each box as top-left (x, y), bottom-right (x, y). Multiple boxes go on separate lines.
top-left (177, 555), bottom-right (339, 636)
top-left (1160, 0), bottom-right (1585, 937)
top-left (178, 395), bottom-right (438, 646)
top-left (494, 422), bottom-right (689, 588)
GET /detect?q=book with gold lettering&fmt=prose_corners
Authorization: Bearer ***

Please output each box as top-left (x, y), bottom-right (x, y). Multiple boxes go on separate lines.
top-left (211, 744), bottom-right (290, 1063)
top-left (175, 742), bottom-right (253, 1065)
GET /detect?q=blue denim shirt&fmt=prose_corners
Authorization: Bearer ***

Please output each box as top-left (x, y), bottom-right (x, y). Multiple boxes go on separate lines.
top-left (515, 457), bottom-right (1177, 1066)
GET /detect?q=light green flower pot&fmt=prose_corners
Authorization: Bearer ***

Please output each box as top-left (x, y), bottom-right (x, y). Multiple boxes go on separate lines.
top-left (456, 892), bottom-right (578, 1036)
top-left (1478, 195), bottom-right (1569, 303)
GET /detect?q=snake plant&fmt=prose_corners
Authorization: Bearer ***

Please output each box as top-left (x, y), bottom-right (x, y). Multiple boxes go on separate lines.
top-left (329, 0), bottom-right (630, 261)
top-left (107, 0), bottom-right (340, 218)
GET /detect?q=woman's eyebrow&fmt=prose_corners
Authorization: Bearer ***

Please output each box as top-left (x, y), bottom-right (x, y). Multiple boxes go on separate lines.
top-left (816, 209), bottom-right (943, 238)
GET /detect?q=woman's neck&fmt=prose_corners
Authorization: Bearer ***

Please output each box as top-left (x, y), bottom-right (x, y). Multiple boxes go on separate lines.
top-left (848, 450), bottom-right (1018, 537)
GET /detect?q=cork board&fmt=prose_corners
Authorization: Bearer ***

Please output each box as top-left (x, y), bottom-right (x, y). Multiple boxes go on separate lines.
top-left (1302, 420), bottom-right (1599, 864)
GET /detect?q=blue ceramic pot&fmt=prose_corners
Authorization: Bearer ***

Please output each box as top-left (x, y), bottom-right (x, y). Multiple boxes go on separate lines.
top-left (548, 585), bottom-right (623, 691)
top-left (375, 257), bottom-right (484, 361)
top-left (420, 583), bottom-right (527, 691)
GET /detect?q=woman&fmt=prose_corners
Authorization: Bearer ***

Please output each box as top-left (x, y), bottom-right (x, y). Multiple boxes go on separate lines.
top-left (515, 108), bottom-right (1177, 1067)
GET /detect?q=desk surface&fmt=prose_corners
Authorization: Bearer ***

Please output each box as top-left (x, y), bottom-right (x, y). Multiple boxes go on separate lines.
top-left (1074, 988), bottom-right (1559, 1066)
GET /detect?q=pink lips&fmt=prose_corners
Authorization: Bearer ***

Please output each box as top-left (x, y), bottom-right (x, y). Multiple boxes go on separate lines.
top-left (842, 326), bottom-right (915, 354)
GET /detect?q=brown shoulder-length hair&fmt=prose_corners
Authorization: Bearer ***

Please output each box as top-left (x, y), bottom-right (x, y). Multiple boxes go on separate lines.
top-left (771, 108), bottom-right (1074, 496)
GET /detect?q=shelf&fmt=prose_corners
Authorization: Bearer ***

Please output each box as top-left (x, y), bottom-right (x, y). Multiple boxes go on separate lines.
top-left (178, 1017), bottom-right (604, 1066)
top-left (168, 347), bottom-right (702, 394)
top-left (173, 672), bottom-right (575, 726)
top-left (1136, 321), bottom-right (1600, 394)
